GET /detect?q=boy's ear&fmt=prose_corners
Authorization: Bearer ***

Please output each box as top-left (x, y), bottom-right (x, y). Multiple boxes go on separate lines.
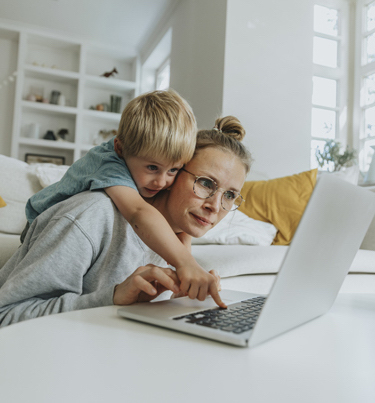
top-left (114, 138), bottom-right (123, 158)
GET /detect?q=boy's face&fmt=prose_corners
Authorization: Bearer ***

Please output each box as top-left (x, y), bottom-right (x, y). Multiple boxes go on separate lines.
top-left (125, 155), bottom-right (184, 198)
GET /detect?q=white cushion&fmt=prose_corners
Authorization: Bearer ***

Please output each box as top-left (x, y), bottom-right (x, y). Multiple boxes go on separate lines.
top-left (191, 210), bottom-right (277, 246)
top-left (0, 155), bottom-right (43, 234)
top-left (317, 165), bottom-right (360, 185)
top-left (35, 163), bottom-right (69, 188)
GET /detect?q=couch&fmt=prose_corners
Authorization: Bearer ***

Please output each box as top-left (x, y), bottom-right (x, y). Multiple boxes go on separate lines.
top-left (1, 154), bottom-right (375, 296)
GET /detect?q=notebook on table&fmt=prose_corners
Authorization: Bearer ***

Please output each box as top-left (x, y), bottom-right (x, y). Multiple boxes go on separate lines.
top-left (118, 175), bottom-right (375, 347)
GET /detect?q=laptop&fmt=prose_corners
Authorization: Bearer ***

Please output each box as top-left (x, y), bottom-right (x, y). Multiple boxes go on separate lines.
top-left (118, 174), bottom-right (375, 347)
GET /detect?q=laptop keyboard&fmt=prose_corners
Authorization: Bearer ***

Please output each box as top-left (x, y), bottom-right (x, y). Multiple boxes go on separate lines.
top-left (173, 296), bottom-right (266, 334)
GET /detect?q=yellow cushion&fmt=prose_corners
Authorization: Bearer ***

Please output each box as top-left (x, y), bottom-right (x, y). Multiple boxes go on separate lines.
top-left (0, 196), bottom-right (6, 208)
top-left (239, 169), bottom-right (318, 245)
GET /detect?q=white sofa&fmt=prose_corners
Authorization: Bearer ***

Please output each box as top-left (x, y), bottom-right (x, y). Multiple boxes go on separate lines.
top-left (1, 154), bottom-right (375, 295)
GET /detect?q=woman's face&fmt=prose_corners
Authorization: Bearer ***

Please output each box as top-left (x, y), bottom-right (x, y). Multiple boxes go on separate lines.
top-left (165, 147), bottom-right (246, 238)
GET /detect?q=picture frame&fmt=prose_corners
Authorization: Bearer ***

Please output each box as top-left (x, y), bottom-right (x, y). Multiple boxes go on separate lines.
top-left (25, 153), bottom-right (66, 165)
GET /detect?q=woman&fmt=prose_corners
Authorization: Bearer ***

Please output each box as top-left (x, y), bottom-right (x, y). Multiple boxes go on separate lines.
top-left (0, 116), bottom-right (251, 327)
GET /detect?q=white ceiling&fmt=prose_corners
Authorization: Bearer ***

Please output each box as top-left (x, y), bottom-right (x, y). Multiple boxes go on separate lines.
top-left (0, 0), bottom-right (178, 50)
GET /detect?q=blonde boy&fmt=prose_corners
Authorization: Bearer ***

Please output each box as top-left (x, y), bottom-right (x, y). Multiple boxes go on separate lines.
top-left (23, 90), bottom-right (224, 307)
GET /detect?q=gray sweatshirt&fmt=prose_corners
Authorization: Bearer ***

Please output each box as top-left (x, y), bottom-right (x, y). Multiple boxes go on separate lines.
top-left (0, 190), bottom-right (165, 327)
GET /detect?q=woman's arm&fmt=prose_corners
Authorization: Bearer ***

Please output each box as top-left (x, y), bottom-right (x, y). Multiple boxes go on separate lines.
top-left (0, 216), bottom-right (112, 327)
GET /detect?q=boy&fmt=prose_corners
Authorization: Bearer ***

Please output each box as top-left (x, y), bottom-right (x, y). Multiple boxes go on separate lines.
top-left (23, 90), bottom-right (225, 308)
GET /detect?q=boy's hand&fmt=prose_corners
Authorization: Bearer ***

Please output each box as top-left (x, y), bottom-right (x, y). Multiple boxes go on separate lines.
top-left (176, 232), bottom-right (192, 252)
top-left (171, 269), bottom-right (221, 299)
top-left (176, 263), bottom-right (227, 308)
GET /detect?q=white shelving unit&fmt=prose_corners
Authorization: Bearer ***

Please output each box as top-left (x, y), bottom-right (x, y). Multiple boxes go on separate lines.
top-left (2, 23), bottom-right (140, 165)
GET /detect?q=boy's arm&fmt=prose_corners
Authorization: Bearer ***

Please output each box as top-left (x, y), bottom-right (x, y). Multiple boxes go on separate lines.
top-left (176, 232), bottom-right (192, 252)
top-left (105, 186), bottom-right (226, 308)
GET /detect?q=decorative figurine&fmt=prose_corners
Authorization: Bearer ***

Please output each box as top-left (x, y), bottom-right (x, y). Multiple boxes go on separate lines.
top-left (101, 67), bottom-right (118, 78)
top-left (93, 129), bottom-right (117, 145)
top-left (43, 130), bottom-right (57, 141)
top-left (57, 128), bottom-right (69, 141)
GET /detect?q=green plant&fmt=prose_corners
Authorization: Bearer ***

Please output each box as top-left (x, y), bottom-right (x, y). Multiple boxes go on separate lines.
top-left (315, 140), bottom-right (357, 172)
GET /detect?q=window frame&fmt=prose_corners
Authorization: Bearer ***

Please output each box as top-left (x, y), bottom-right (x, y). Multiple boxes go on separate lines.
top-left (353, 0), bottom-right (375, 172)
top-left (311, 0), bottom-right (351, 170)
top-left (155, 57), bottom-right (171, 91)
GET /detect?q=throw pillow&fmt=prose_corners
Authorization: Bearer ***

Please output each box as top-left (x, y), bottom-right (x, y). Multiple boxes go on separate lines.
top-left (191, 210), bottom-right (277, 246)
top-left (0, 155), bottom-right (43, 234)
top-left (35, 163), bottom-right (69, 188)
top-left (239, 169), bottom-right (318, 245)
top-left (0, 195), bottom-right (6, 207)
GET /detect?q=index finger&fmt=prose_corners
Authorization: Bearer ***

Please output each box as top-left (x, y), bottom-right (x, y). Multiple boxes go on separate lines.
top-left (208, 282), bottom-right (227, 309)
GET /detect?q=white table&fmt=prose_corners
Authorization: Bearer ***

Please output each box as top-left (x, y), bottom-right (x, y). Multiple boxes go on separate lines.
top-left (0, 293), bottom-right (374, 403)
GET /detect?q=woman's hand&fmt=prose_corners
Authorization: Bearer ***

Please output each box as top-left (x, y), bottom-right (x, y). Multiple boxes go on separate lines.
top-left (171, 269), bottom-right (221, 299)
top-left (113, 264), bottom-right (181, 305)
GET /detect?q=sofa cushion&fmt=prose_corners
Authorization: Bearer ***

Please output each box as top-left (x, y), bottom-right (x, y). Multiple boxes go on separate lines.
top-left (192, 245), bottom-right (375, 278)
top-left (239, 169), bottom-right (317, 245)
top-left (0, 154), bottom-right (43, 234)
top-left (0, 195), bottom-right (6, 207)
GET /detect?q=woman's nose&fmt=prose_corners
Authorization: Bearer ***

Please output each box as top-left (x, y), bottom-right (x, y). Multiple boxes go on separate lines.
top-left (204, 192), bottom-right (221, 212)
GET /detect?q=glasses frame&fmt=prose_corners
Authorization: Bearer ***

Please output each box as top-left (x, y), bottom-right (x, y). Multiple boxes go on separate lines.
top-left (181, 168), bottom-right (244, 211)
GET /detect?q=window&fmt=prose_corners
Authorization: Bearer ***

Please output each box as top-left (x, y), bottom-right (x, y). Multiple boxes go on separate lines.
top-left (140, 28), bottom-right (172, 94)
top-left (156, 58), bottom-right (170, 90)
top-left (358, 0), bottom-right (375, 172)
top-left (311, 2), bottom-right (346, 170)
top-left (311, 0), bottom-right (375, 176)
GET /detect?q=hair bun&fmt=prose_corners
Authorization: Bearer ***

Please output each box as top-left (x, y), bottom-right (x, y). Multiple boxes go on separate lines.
top-left (214, 116), bottom-right (245, 141)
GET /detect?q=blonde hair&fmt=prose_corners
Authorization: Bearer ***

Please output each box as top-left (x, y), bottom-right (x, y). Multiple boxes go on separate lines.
top-left (116, 89), bottom-right (197, 164)
top-left (196, 116), bottom-right (252, 174)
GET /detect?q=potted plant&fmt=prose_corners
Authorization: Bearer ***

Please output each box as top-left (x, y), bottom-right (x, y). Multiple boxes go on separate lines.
top-left (315, 140), bottom-right (357, 172)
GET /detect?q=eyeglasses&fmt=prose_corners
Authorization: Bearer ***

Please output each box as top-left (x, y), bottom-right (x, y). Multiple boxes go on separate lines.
top-left (181, 168), bottom-right (244, 211)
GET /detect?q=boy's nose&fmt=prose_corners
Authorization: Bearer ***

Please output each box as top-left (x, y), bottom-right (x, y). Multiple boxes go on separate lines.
top-left (154, 175), bottom-right (167, 188)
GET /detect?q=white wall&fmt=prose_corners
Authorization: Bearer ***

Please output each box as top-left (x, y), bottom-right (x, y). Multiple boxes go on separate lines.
top-left (152, 0), bottom-right (315, 179)
top-left (168, 0), bottom-right (227, 130)
top-left (0, 0), bottom-right (175, 49)
top-left (223, 0), bottom-right (314, 179)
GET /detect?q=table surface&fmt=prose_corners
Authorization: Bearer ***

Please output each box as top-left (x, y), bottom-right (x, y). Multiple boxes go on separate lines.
top-left (0, 293), bottom-right (374, 403)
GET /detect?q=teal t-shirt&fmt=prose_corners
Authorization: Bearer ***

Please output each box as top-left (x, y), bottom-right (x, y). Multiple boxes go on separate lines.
top-left (25, 138), bottom-right (137, 223)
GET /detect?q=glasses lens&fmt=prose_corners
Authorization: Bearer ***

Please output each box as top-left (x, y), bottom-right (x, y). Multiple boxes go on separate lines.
top-left (222, 192), bottom-right (242, 211)
top-left (194, 177), bottom-right (216, 198)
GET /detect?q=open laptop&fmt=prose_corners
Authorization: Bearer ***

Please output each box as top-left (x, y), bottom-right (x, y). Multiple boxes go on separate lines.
top-left (118, 174), bottom-right (375, 347)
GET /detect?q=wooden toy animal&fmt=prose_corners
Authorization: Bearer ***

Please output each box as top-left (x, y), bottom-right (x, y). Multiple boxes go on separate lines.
top-left (101, 67), bottom-right (118, 78)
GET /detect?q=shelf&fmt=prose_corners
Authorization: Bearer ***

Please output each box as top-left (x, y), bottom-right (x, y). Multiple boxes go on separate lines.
top-left (25, 65), bottom-right (80, 82)
top-left (85, 75), bottom-right (136, 91)
top-left (8, 25), bottom-right (140, 165)
top-left (19, 137), bottom-right (76, 150)
top-left (83, 109), bottom-right (121, 122)
top-left (22, 100), bottom-right (78, 116)
top-left (25, 34), bottom-right (80, 73)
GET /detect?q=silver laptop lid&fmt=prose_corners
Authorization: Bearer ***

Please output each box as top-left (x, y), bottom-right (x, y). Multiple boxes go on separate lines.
top-left (249, 174), bottom-right (375, 347)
